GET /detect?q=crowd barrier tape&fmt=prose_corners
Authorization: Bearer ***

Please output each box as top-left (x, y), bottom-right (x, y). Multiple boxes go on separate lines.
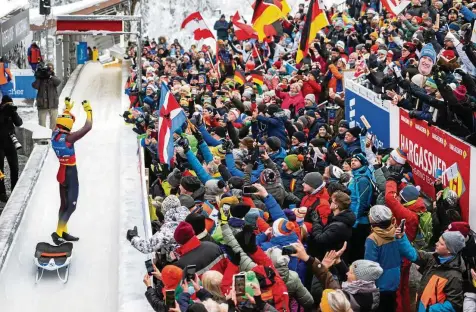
top-left (345, 81), bottom-right (476, 229)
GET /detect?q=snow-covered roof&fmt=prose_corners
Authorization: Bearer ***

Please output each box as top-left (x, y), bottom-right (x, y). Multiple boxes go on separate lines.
top-left (1, 0), bottom-right (29, 20)
top-left (30, 0), bottom-right (110, 26)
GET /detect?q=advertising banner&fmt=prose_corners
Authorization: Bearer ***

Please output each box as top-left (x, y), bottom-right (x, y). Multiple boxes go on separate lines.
top-left (2, 69), bottom-right (37, 99)
top-left (345, 79), bottom-right (390, 149)
top-left (0, 9), bottom-right (30, 56)
top-left (77, 42), bottom-right (88, 65)
top-left (399, 109), bottom-right (471, 221)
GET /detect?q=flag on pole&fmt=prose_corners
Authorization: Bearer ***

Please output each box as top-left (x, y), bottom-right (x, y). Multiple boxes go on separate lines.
top-left (234, 69), bottom-right (246, 85)
top-left (381, 0), bottom-right (411, 16)
top-left (181, 12), bottom-right (215, 40)
top-left (157, 82), bottom-right (187, 165)
top-left (232, 11), bottom-right (258, 40)
top-left (250, 70), bottom-right (264, 85)
top-left (251, 0), bottom-right (286, 41)
top-left (296, 0), bottom-right (330, 64)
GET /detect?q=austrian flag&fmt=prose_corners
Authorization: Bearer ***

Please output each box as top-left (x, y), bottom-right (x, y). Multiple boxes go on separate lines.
top-left (181, 12), bottom-right (215, 40)
top-left (157, 82), bottom-right (187, 165)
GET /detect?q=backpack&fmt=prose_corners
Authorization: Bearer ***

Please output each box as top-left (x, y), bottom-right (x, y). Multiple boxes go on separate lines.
top-left (413, 211), bottom-right (433, 250)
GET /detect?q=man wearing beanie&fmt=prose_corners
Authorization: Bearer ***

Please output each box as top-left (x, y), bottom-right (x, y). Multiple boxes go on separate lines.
top-left (185, 213), bottom-right (213, 241)
top-left (174, 221), bottom-right (228, 276)
top-left (301, 172), bottom-right (331, 225)
top-left (145, 264), bottom-right (183, 311)
top-left (447, 221), bottom-right (476, 308)
top-left (344, 126), bottom-right (363, 155)
top-left (331, 119), bottom-right (349, 146)
top-left (348, 153), bottom-right (374, 263)
top-left (281, 154), bottom-right (305, 199)
top-left (290, 131), bottom-right (308, 155)
top-left (397, 227), bottom-right (465, 312)
top-left (365, 205), bottom-right (415, 312)
top-left (385, 175), bottom-right (426, 312)
top-left (180, 176), bottom-right (204, 199)
top-left (253, 102), bottom-right (287, 148)
top-left (265, 136), bottom-right (287, 167)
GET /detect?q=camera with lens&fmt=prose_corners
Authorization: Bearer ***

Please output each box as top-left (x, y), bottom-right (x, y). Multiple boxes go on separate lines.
top-left (10, 133), bottom-right (21, 150)
top-left (35, 62), bottom-right (51, 80)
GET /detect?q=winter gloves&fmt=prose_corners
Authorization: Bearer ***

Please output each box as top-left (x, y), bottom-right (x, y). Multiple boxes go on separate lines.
top-left (235, 225), bottom-right (258, 254)
top-left (82, 100), bottom-right (92, 112)
top-left (224, 245), bottom-right (241, 266)
top-left (192, 128), bottom-right (204, 145)
top-left (64, 97), bottom-right (74, 112)
top-left (177, 137), bottom-right (190, 153)
top-left (222, 139), bottom-right (234, 154)
top-left (126, 226), bottom-right (138, 242)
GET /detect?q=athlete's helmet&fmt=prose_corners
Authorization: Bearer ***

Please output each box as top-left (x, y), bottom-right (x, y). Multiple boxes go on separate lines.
top-left (56, 113), bottom-right (75, 131)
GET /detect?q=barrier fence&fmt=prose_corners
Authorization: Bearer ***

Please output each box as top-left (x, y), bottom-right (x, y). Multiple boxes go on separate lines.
top-left (345, 79), bottom-right (476, 229)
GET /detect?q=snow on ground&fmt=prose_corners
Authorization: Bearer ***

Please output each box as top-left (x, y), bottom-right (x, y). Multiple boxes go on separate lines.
top-left (0, 62), bottom-right (127, 312)
top-left (1, 0), bottom-right (29, 19)
top-left (30, 0), bottom-right (109, 25)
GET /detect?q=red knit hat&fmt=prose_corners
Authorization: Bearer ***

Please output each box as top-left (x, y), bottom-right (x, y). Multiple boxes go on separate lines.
top-left (453, 85), bottom-right (468, 102)
top-left (414, 16), bottom-right (422, 24)
top-left (441, 49), bottom-right (456, 60)
top-left (162, 265), bottom-right (183, 290)
top-left (174, 221), bottom-right (195, 245)
top-left (447, 221), bottom-right (471, 238)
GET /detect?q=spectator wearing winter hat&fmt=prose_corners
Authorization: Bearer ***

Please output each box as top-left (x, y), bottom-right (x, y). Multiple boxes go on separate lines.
top-left (327, 60), bottom-right (344, 94)
top-left (344, 126), bottom-right (362, 155)
top-left (397, 228), bottom-right (465, 312)
top-left (257, 167), bottom-right (300, 208)
top-left (418, 43), bottom-right (437, 76)
top-left (308, 190), bottom-right (355, 264)
top-left (180, 176), bottom-right (205, 200)
top-left (446, 221), bottom-right (476, 308)
top-left (292, 241), bottom-right (383, 312)
top-left (174, 221), bottom-right (228, 276)
top-left (385, 174), bottom-right (426, 312)
top-left (289, 131), bottom-right (308, 155)
top-left (302, 71), bottom-right (322, 102)
top-left (264, 136), bottom-right (287, 167)
top-left (128, 195), bottom-right (190, 254)
top-left (212, 196), bottom-right (251, 244)
top-left (331, 119), bottom-right (349, 147)
top-left (365, 205), bottom-right (412, 312)
top-left (275, 82), bottom-right (305, 116)
top-left (281, 154), bottom-right (305, 200)
top-left (144, 265), bottom-right (184, 312)
top-left (253, 103), bottom-right (288, 148)
top-left (348, 153), bottom-right (374, 262)
top-left (301, 172), bottom-right (331, 226)
top-left (185, 213), bottom-right (213, 242)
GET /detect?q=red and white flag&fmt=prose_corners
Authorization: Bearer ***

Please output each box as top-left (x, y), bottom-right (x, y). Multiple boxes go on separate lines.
top-left (381, 0), bottom-right (410, 16)
top-left (232, 11), bottom-right (258, 41)
top-left (181, 12), bottom-right (215, 40)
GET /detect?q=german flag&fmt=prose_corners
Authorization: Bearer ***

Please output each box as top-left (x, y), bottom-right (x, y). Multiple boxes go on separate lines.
top-left (234, 69), bottom-right (246, 86)
top-left (250, 70), bottom-right (264, 85)
top-left (296, 0), bottom-right (329, 64)
top-left (251, 0), bottom-right (288, 41)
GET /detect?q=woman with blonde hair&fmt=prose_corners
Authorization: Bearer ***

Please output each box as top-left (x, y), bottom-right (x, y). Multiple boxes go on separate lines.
top-left (201, 270), bottom-right (226, 303)
top-left (321, 289), bottom-right (353, 312)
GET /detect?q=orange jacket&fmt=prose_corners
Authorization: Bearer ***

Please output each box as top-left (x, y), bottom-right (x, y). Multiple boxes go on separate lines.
top-left (0, 63), bottom-right (12, 86)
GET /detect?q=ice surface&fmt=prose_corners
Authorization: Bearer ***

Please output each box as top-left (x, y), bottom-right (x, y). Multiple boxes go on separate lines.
top-left (0, 62), bottom-right (148, 312)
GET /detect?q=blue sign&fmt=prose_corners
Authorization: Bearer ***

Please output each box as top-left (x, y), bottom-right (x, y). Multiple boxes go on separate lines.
top-left (77, 42), bottom-right (88, 65)
top-left (345, 84), bottom-right (390, 149)
top-left (2, 69), bottom-right (37, 99)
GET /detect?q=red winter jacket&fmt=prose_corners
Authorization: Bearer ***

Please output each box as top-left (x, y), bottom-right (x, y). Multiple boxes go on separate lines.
top-left (384, 180), bottom-right (426, 242)
top-left (222, 247), bottom-right (289, 312)
top-left (302, 80), bottom-right (322, 100)
top-left (276, 90), bottom-right (305, 115)
top-left (301, 187), bottom-right (331, 225)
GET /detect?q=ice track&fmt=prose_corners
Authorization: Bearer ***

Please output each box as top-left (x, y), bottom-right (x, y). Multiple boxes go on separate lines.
top-left (0, 62), bottom-right (149, 311)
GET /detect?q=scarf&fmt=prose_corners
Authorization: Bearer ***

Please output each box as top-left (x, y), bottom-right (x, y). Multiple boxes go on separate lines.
top-left (371, 224), bottom-right (396, 241)
top-left (342, 280), bottom-right (377, 295)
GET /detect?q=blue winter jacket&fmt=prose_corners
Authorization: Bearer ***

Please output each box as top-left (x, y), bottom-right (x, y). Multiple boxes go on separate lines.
top-left (344, 138), bottom-right (362, 156)
top-left (198, 124), bottom-right (222, 147)
top-left (269, 147), bottom-right (287, 168)
top-left (256, 115), bottom-right (288, 148)
top-left (365, 228), bottom-right (403, 292)
top-left (348, 165), bottom-right (374, 226)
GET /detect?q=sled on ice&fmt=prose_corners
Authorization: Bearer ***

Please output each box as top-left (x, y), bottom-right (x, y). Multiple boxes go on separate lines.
top-left (34, 242), bottom-right (73, 283)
